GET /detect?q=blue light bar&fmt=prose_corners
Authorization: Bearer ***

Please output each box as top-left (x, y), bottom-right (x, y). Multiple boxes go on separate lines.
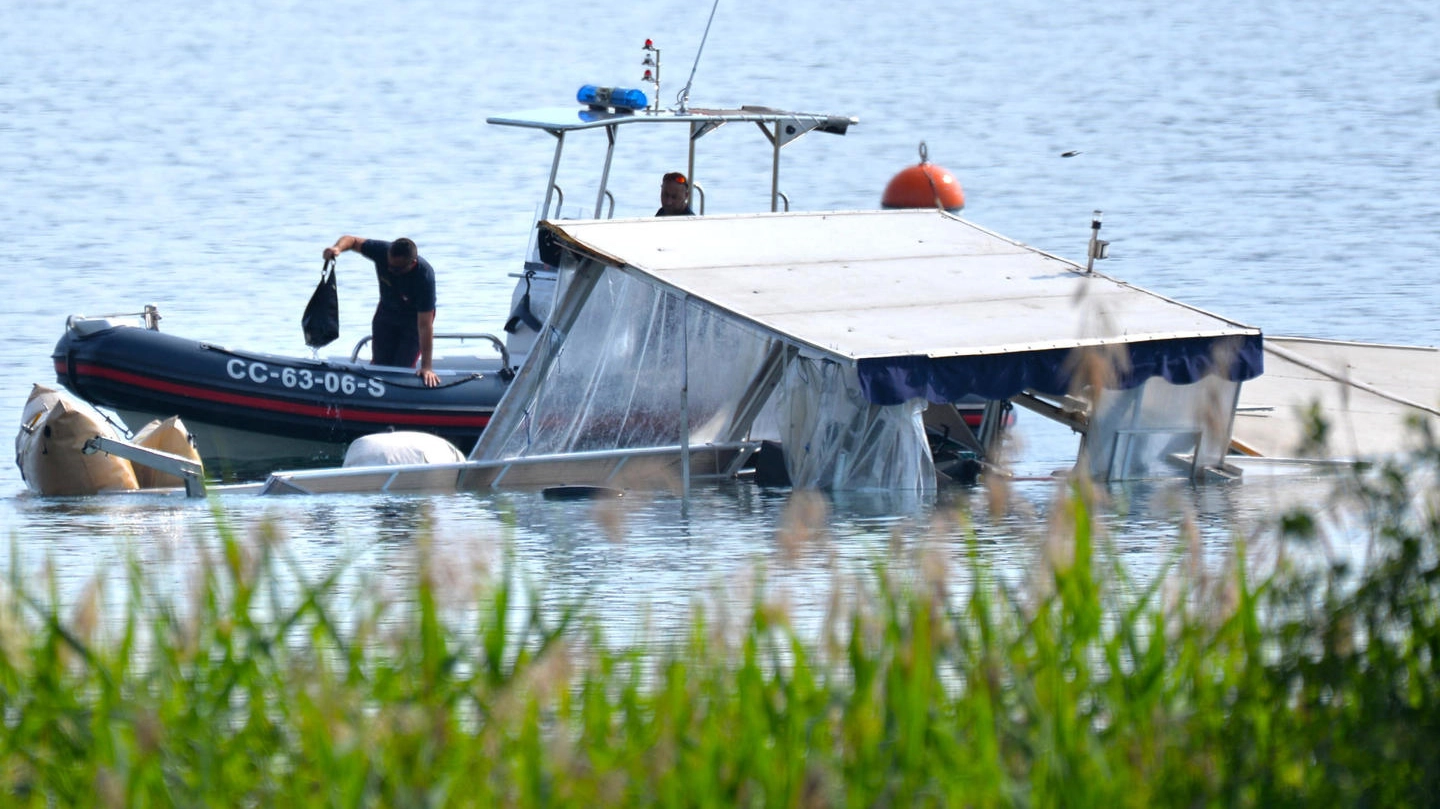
top-left (577, 85), bottom-right (648, 112)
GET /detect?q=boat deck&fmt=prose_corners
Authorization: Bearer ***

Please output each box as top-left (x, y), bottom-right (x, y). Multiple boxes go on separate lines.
top-left (1233, 336), bottom-right (1440, 460)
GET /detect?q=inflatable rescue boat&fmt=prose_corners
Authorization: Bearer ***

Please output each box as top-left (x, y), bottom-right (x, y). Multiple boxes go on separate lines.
top-left (52, 312), bottom-right (513, 478)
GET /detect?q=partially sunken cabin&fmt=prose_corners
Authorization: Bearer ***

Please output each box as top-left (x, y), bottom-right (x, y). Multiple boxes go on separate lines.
top-left (460, 208), bottom-right (1263, 492)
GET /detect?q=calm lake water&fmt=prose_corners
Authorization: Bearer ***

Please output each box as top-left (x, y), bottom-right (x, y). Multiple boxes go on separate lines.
top-left (3, 0), bottom-right (1438, 632)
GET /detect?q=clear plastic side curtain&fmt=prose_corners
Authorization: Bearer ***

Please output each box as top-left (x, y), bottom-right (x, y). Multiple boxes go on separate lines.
top-left (488, 265), bottom-right (773, 459)
top-left (477, 257), bottom-right (937, 493)
top-left (772, 356), bottom-right (936, 493)
top-left (1084, 374), bottom-right (1240, 480)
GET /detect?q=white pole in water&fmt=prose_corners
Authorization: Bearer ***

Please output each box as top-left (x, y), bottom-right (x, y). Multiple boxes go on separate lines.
top-left (676, 0), bottom-right (722, 113)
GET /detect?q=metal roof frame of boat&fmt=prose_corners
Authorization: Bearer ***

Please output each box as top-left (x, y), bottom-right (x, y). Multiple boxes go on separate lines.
top-left (486, 105), bottom-right (857, 219)
top-left (538, 208), bottom-right (1265, 406)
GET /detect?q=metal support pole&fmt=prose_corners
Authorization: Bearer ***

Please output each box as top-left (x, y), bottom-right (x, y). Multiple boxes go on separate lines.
top-left (977, 399), bottom-right (1011, 462)
top-left (680, 295), bottom-right (691, 501)
top-left (687, 124), bottom-right (698, 212)
top-left (594, 125), bottom-right (618, 218)
top-left (541, 131), bottom-right (567, 219)
top-left (771, 123), bottom-right (782, 212)
top-left (83, 436), bottom-right (205, 497)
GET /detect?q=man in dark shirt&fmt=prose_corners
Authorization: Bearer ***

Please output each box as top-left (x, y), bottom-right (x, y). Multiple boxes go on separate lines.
top-left (322, 235), bottom-right (439, 387)
top-left (656, 171), bottom-right (696, 216)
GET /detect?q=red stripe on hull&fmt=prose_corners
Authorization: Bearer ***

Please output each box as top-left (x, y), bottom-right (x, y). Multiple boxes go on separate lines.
top-left (59, 360), bottom-right (491, 429)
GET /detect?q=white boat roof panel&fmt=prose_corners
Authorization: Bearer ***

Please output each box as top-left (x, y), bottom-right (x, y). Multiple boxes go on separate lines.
top-left (544, 209), bottom-right (1259, 361)
top-left (1234, 336), bottom-right (1440, 459)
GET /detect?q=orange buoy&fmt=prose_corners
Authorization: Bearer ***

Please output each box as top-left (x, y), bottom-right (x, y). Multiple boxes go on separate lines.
top-left (881, 142), bottom-right (964, 213)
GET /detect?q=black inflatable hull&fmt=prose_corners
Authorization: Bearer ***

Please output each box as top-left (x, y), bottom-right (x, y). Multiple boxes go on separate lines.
top-left (53, 325), bottom-right (509, 478)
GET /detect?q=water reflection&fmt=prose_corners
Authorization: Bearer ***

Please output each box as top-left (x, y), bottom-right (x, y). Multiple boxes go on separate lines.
top-left (369, 498), bottom-right (435, 544)
top-left (0, 463), bottom-right (1372, 649)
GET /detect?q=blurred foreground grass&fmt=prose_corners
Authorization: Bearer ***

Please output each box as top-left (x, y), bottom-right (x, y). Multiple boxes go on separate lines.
top-left (5, 440), bottom-right (1440, 806)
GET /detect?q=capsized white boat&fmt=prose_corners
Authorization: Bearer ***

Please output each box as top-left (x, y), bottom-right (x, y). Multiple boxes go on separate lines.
top-left (260, 208), bottom-right (1264, 496)
top-left (1231, 336), bottom-right (1440, 463)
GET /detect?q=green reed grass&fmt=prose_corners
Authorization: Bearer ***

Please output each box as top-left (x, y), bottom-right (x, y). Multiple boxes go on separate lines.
top-left (6, 442), bottom-right (1440, 806)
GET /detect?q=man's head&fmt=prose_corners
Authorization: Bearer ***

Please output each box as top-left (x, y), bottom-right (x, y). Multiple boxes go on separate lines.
top-left (659, 172), bottom-right (690, 216)
top-left (387, 238), bottom-right (418, 272)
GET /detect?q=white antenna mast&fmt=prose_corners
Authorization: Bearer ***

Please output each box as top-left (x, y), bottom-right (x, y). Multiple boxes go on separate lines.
top-left (675, 0), bottom-right (721, 113)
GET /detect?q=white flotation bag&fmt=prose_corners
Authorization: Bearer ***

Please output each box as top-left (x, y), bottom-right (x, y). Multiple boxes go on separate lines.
top-left (343, 431), bottom-right (466, 466)
top-left (131, 415), bottom-right (204, 489)
top-left (16, 384), bottom-right (139, 496)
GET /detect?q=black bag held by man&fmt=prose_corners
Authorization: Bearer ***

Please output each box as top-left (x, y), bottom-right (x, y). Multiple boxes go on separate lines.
top-left (302, 259), bottom-right (339, 348)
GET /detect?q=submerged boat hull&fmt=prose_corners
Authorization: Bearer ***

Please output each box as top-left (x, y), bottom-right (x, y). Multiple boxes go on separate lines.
top-left (53, 323), bottom-right (509, 478)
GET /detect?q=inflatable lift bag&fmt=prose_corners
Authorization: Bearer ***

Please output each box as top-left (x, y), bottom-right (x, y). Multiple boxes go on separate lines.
top-left (302, 259), bottom-right (339, 348)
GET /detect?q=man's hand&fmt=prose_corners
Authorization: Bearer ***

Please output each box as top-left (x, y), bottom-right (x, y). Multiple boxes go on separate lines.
top-left (416, 310), bottom-right (438, 388)
top-left (323, 235), bottom-right (359, 261)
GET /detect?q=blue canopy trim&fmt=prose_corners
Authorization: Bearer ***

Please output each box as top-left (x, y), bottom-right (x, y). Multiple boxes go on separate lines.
top-left (856, 334), bottom-right (1264, 406)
